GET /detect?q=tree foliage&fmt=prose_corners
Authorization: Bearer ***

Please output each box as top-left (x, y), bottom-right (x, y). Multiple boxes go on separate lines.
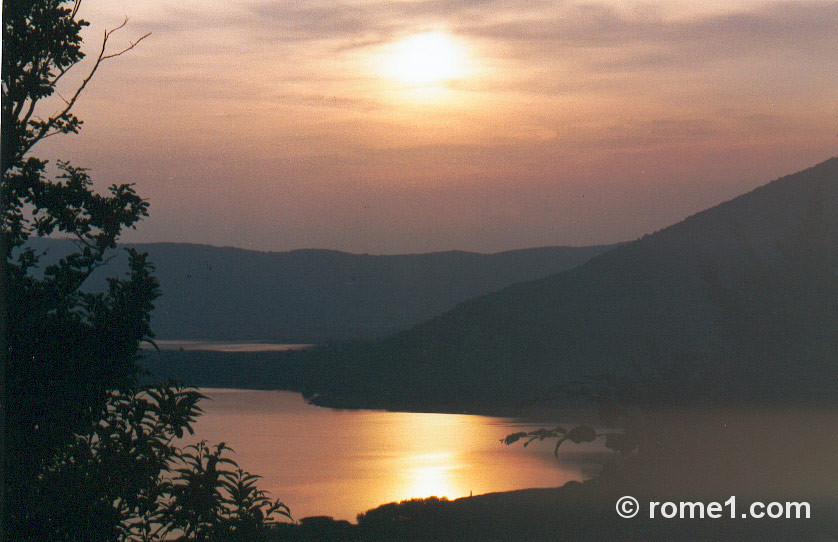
top-left (2, 1), bottom-right (291, 539)
top-left (2, 0), bottom-right (160, 518)
top-left (31, 385), bottom-right (290, 542)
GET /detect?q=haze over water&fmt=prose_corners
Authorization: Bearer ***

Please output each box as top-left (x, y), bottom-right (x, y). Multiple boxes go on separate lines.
top-left (191, 389), bottom-right (605, 521)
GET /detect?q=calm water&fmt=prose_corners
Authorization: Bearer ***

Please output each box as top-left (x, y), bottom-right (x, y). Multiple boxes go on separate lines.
top-left (147, 340), bottom-right (313, 352)
top-left (190, 389), bottom-right (607, 521)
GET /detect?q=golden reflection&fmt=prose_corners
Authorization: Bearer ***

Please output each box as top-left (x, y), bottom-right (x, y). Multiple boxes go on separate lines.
top-left (193, 391), bottom-right (582, 521)
top-left (380, 413), bottom-right (480, 502)
top-left (403, 452), bottom-right (459, 499)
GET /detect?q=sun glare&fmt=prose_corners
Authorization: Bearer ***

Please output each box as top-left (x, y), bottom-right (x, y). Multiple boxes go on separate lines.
top-left (384, 32), bottom-right (469, 87)
top-left (404, 453), bottom-right (459, 499)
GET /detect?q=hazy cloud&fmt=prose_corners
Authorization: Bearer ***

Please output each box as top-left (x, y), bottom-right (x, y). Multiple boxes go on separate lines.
top-left (51, 0), bottom-right (838, 252)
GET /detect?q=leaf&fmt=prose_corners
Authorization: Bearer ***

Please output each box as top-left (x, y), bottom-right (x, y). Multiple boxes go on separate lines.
top-left (567, 425), bottom-right (597, 444)
top-left (553, 436), bottom-right (567, 457)
top-left (502, 432), bottom-right (529, 445)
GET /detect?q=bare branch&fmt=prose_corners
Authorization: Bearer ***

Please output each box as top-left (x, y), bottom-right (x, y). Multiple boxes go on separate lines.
top-left (103, 18), bottom-right (129, 43)
top-left (50, 62), bottom-right (77, 91)
top-left (35, 130), bottom-right (63, 143)
top-left (101, 31), bottom-right (151, 61)
top-left (71, 0), bottom-right (83, 20)
top-left (100, 18), bottom-right (151, 61)
top-left (20, 97), bottom-right (39, 130)
top-left (18, 19), bottom-right (151, 160)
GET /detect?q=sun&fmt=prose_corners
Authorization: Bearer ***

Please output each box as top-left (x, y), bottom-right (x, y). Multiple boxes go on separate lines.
top-left (384, 32), bottom-right (469, 87)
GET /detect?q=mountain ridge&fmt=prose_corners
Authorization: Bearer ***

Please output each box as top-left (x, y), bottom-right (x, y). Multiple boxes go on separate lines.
top-left (26, 239), bottom-right (615, 343)
top-left (294, 157), bottom-right (838, 410)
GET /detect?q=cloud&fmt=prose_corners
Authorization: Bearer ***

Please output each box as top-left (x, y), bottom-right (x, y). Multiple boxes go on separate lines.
top-left (93, 0), bottom-right (837, 103)
top-left (458, 1), bottom-right (838, 67)
top-left (61, 0), bottom-right (838, 253)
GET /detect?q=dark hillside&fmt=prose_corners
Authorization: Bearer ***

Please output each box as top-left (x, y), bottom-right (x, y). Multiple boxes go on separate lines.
top-left (297, 158), bottom-right (838, 411)
top-left (25, 241), bottom-right (613, 342)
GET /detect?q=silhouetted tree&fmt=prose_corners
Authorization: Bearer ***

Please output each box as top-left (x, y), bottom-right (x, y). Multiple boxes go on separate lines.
top-left (2, 1), bottom-right (290, 539)
top-left (32, 384), bottom-right (290, 541)
top-left (503, 348), bottom-right (701, 462)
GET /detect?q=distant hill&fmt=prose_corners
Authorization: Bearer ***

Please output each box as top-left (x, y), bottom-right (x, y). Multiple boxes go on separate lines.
top-left (292, 158), bottom-right (838, 411)
top-left (24, 240), bottom-right (613, 342)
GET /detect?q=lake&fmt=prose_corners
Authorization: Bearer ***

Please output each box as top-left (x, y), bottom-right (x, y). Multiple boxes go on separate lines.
top-left (145, 340), bottom-right (314, 352)
top-left (190, 389), bottom-right (608, 521)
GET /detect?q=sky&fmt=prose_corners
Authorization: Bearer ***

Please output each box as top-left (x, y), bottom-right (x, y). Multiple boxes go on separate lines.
top-left (36, 0), bottom-right (838, 254)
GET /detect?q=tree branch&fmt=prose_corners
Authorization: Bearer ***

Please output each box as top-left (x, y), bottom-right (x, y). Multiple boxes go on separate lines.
top-left (71, 0), bottom-right (83, 20)
top-left (18, 18), bottom-right (151, 160)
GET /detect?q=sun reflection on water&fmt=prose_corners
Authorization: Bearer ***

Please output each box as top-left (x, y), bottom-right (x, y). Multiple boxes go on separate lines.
top-left (192, 391), bottom-right (589, 520)
top-left (379, 412), bottom-right (489, 502)
top-left (402, 452), bottom-right (460, 499)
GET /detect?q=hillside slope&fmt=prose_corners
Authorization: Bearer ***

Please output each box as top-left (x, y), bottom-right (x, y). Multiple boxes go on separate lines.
top-left (298, 158), bottom-right (838, 410)
top-left (26, 240), bottom-right (612, 342)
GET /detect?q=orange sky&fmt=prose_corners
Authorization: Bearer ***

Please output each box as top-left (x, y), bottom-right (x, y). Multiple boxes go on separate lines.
top-left (37, 0), bottom-right (838, 253)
